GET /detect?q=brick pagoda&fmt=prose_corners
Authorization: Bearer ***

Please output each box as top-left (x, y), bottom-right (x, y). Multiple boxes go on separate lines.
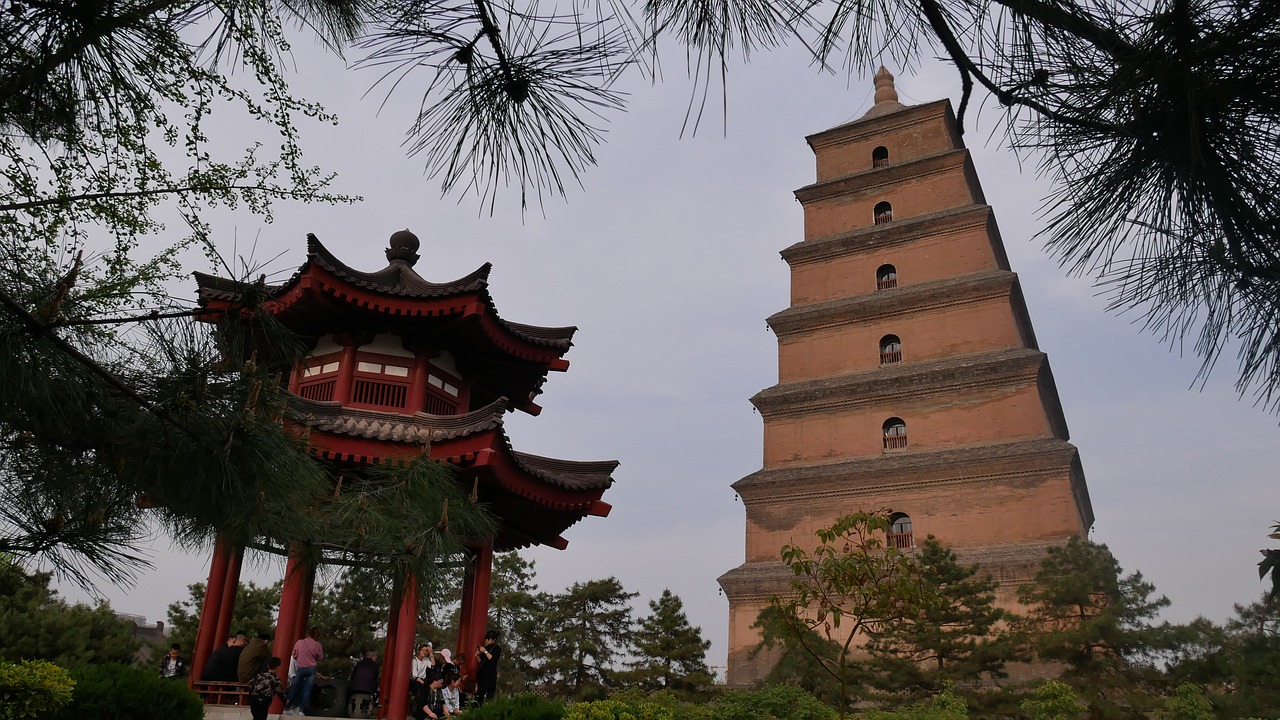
top-left (717, 68), bottom-right (1094, 685)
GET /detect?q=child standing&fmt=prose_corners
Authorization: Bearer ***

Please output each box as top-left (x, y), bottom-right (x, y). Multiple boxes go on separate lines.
top-left (247, 656), bottom-right (285, 720)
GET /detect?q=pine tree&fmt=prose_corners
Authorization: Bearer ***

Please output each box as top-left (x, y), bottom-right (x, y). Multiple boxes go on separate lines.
top-left (541, 577), bottom-right (637, 697)
top-left (1018, 537), bottom-right (1171, 720)
top-left (868, 537), bottom-right (1015, 694)
top-left (625, 589), bottom-right (713, 695)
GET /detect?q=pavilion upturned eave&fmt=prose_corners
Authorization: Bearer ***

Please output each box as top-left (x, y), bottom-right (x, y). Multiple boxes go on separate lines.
top-left (195, 264), bottom-right (575, 369)
top-left (289, 397), bottom-right (615, 515)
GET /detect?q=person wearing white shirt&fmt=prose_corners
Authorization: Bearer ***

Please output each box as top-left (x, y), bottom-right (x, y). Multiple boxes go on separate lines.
top-left (410, 642), bottom-right (434, 696)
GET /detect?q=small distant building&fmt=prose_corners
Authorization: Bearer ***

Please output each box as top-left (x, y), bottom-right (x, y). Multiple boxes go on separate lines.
top-left (117, 613), bottom-right (167, 664)
top-left (718, 68), bottom-right (1094, 686)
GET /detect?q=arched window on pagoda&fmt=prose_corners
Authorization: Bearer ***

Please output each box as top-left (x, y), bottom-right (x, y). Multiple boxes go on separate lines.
top-left (874, 201), bottom-right (893, 225)
top-left (872, 146), bottom-right (890, 168)
top-left (882, 417), bottom-right (908, 450)
top-left (879, 335), bottom-right (902, 365)
top-left (876, 264), bottom-right (898, 290)
top-left (888, 513), bottom-right (914, 549)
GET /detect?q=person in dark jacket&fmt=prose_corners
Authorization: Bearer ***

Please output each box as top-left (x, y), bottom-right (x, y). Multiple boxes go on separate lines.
top-left (237, 633), bottom-right (272, 683)
top-left (347, 651), bottom-right (380, 719)
top-left (474, 630), bottom-right (502, 705)
top-left (159, 643), bottom-right (186, 679)
top-left (247, 657), bottom-right (285, 720)
top-left (201, 631), bottom-right (247, 682)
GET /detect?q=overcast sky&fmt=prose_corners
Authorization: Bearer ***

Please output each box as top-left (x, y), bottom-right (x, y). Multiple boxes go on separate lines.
top-left (57, 35), bottom-right (1279, 677)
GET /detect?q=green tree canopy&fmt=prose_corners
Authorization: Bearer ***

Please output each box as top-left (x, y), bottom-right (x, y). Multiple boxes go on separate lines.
top-left (0, 559), bottom-right (138, 667)
top-left (625, 588), bottom-right (713, 696)
top-left (1018, 537), bottom-right (1172, 720)
top-left (771, 511), bottom-right (944, 719)
top-left (540, 577), bottom-right (637, 697)
top-left (867, 537), bottom-right (1016, 696)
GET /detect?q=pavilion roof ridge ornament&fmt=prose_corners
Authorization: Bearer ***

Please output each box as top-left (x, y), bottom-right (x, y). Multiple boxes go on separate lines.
top-left (861, 65), bottom-right (908, 119)
top-left (386, 228), bottom-right (421, 266)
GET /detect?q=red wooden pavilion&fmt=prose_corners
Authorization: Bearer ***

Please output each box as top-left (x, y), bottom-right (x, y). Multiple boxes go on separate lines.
top-left (188, 230), bottom-right (617, 718)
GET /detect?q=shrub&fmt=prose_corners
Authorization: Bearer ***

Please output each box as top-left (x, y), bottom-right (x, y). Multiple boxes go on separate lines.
top-left (50, 663), bottom-right (202, 720)
top-left (608, 689), bottom-right (717, 720)
top-left (565, 698), bottom-right (674, 720)
top-left (466, 694), bottom-right (566, 720)
top-left (1019, 681), bottom-right (1085, 720)
top-left (1160, 684), bottom-right (1214, 720)
top-left (713, 685), bottom-right (837, 720)
top-left (862, 687), bottom-right (969, 720)
top-left (0, 660), bottom-right (75, 720)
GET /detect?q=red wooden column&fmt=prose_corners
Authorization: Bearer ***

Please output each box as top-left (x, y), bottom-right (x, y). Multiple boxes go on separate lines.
top-left (456, 544), bottom-right (494, 678)
top-left (189, 536), bottom-right (232, 687)
top-left (378, 582), bottom-right (402, 720)
top-left (270, 549), bottom-right (309, 714)
top-left (293, 561), bottom-right (317, 641)
top-left (385, 574), bottom-right (419, 720)
top-left (406, 352), bottom-right (431, 414)
top-left (333, 332), bottom-right (372, 405)
top-left (212, 545), bottom-right (243, 645)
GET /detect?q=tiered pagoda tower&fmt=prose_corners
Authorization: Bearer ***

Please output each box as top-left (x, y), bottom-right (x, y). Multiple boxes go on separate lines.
top-left (718, 69), bottom-right (1094, 685)
top-left (191, 230), bottom-right (617, 717)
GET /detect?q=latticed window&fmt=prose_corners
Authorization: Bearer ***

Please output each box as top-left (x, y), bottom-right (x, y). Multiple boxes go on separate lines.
top-left (882, 417), bottom-right (907, 450)
top-left (872, 146), bottom-right (889, 168)
top-left (350, 358), bottom-right (413, 411)
top-left (888, 513), bottom-right (914, 548)
top-left (879, 335), bottom-right (902, 365)
top-left (876, 264), bottom-right (897, 290)
top-left (874, 201), bottom-right (893, 225)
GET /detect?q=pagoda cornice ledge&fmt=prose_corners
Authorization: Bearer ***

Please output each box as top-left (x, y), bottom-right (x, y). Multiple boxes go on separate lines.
top-left (751, 347), bottom-right (1047, 419)
top-left (793, 148), bottom-right (969, 204)
top-left (806, 99), bottom-right (952, 152)
top-left (781, 204), bottom-right (994, 266)
top-left (733, 438), bottom-right (1080, 500)
top-left (717, 561), bottom-right (793, 601)
top-left (953, 539), bottom-right (1075, 585)
top-left (768, 269), bottom-right (1016, 338)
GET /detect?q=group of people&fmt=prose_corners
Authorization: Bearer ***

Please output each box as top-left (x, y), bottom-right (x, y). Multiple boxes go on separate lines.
top-left (160, 625), bottom-right (502, 719)
top-left (409, 630), bottom-right (503, 720)
top-left (161, 626), bottom-right (332, 718)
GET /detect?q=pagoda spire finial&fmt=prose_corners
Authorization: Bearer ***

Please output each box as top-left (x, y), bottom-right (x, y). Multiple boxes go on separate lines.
top-left (386, 228), bottom-right (421, 266)
top-left (862, 65), bottom-right (907, 118)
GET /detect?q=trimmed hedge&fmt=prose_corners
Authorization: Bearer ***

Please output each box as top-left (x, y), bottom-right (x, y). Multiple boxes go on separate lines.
top-left (713, 685), bottom-right (838, 720)
top-left (465, 694), bottom-right (566, 720)
top-left (51, 663), bottom-right (202, 720)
